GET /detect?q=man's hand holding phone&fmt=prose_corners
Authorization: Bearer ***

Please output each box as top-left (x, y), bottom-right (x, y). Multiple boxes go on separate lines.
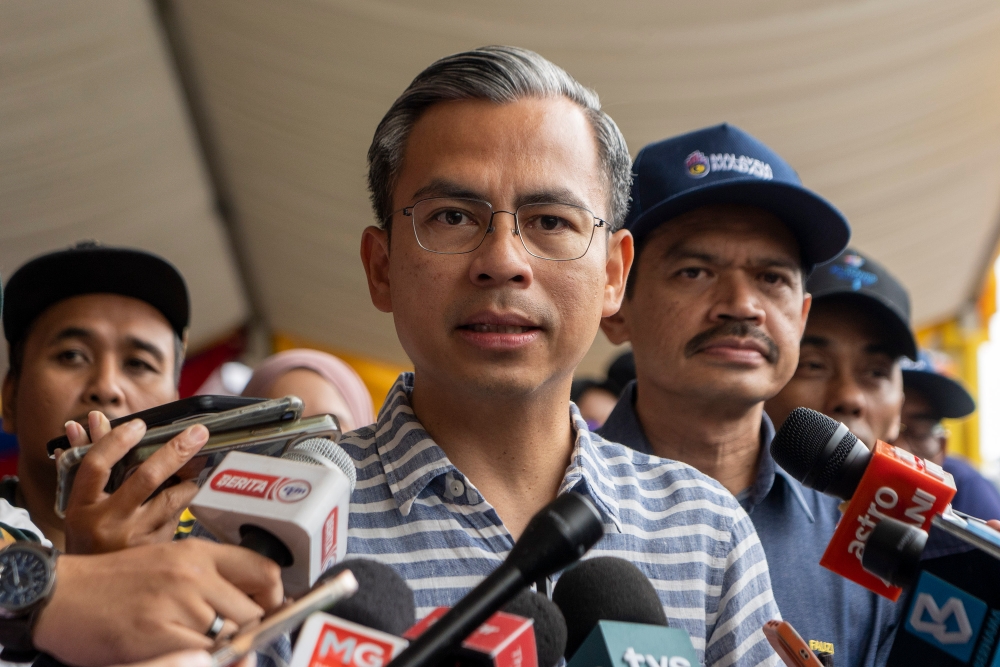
top-left (61, 411), bottom-right (209, 554)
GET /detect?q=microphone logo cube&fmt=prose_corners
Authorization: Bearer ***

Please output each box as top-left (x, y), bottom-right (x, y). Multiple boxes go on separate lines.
top-left (903, 571), bottom-right (987, 662)
top-left (819, 441), bottom-right (956, 600)
top-left (566, 621), bottom-right (697, 667)
top-left (292, 613), bottom-right (408, 667)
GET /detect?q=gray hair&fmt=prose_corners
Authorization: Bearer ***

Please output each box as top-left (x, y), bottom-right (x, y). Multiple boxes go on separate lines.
top-left (367, 45), bottom-right (632, 231)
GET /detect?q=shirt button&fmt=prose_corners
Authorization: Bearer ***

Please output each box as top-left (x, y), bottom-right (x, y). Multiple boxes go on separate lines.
top-left (449, 478), bottom-right (466, 497)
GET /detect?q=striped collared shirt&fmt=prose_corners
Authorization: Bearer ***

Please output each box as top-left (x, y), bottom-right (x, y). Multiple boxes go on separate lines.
top-left (340, 374), bottom-right (781, 667)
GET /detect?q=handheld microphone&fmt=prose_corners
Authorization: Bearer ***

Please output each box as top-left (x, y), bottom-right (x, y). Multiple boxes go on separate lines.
top-left (771, 407), bottom-right (956, 600)
top-left (387, 493), bottom-right (604, 667)
top-left (190, 437), bottom-right (357, 596)
top-left (862, 514), bottom-right (1000, 666)
top-left (290, 559), bottom-right (417, 667)
top-left (552, 557), bottom-right (697, 667)
top-left (404, 591), bottom-right (567, 667)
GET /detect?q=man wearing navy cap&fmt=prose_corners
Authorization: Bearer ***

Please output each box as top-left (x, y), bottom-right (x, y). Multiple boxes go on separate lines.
top-left (894, 351), bottom-right (1000, 521)
top-left (1, 242), bottom-right (210, 553)
top-left (600, 124), bottom-right (897, 667)
top-left (765, 248), bottom-right (916, 448)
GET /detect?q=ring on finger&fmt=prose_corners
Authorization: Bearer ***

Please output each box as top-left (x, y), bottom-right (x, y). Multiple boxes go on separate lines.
top-left (206, 613), bottom-right (226, 640)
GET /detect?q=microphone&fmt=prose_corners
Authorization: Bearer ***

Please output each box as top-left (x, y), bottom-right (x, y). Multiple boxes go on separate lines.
top-left (861, 514), bottom-right (1000, 666)
top-left (387, 493), bottom-right (604, 667)
top-left (290, 559), bottom-right (417, 667)
top-left (552, 557), bottom-right (698, 667)
top-left (190, 437), bottom-right (357, 596)
top-left (771, 407), bottom-right (956, 600)
top-left (402, 591), bottom-right (565, 667)
top-left (502, 590), bottom-right (568, 667)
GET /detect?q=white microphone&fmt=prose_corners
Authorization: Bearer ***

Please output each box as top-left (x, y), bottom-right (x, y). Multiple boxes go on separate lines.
top-left (190, 437), bottom-right (357, 597)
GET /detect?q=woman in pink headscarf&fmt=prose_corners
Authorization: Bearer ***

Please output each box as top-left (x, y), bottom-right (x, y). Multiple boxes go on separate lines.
top-left (242, 349), bottom-right (375, 432)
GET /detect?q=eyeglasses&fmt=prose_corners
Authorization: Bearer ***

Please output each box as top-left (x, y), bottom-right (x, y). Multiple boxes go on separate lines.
top-left (395, 197), bottom-right (606, 261)
top-left (898, 421), bottom-right (948, 443)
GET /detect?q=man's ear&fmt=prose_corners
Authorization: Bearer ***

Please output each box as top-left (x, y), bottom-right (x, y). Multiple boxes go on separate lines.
top-left (2, 373), bottom-right (17, 434)
top-left (601, 305), bottom-right (632, 346)
top-left (603, 229), bottom-right (634, 318)
top-left (799, 292), bottom-right (813, 336)
top-left (360, 225), bottom-right (393, 313)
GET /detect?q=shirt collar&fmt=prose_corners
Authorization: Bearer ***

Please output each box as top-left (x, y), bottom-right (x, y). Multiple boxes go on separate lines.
top-left (599, 381), bottom-right (814, 522)
top-left (373, 372), bottom-right (622, 530)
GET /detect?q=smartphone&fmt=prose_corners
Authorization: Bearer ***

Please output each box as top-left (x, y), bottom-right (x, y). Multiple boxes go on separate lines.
top-left (55, 412), bottom-right (340, 518)
top-left (46, 395), bottom-right (279, 456)
top-left (211, 569), bottom-right (360, 667)
top-left (933, 508), bottom-right (1000, 560)
top-left (763, 620), bottom-right (824, 667)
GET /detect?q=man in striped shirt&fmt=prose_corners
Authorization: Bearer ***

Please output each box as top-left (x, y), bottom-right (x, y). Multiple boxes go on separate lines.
top-left (344, 46), bottom-right (780, 666)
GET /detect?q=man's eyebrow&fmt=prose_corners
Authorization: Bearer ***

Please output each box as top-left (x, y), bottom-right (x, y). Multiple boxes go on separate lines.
top-left (865, 343), bottom-right (899, 358)
top-left (749, 256), bottom-right (801, 271)
top-left (51, 327), bottom-right (94, 345)
top-left (800, 335), bottom-right (829, 347)
top-left (410, 180), bottom-right (486, 202)
top-left (408, 181), bottom-right (592, 211)
top-left (125, 336), bottom-right (166, 364)
top-left (661, 244), bottom-right (720, 265)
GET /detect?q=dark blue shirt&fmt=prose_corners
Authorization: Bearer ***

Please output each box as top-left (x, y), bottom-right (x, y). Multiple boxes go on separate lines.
top-left (599, 381), bottom-right (901, 667)
top-left (944, 455), bottom-right (1000, 521)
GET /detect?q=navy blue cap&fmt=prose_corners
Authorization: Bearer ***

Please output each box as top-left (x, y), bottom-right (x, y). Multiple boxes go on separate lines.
top-left (626, 124), bottom-right (850, 272)
top-left (4, 241), bottom-right (189, 347)
top-left (901, 351), bottom-right (976, 420)
top-left (807, 248), bottom-right (917, 360)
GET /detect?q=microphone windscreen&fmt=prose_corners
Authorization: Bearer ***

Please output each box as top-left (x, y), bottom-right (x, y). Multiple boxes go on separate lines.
top-left (318, 559), bottom-right (415, 635)
top-left (502, 590), bottom-right (568, 667)
top-left (552, 557), bottom-right (666, 658)
top-left (770, 407), bottom-right (842, 481)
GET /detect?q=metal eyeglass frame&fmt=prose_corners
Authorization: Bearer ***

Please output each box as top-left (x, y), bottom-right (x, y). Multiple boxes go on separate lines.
top-left (392, 197), bottom-right (607, 261)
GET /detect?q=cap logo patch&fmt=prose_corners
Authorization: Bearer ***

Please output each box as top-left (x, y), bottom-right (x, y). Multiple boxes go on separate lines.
top-left (685, 151), bottom-right (710, 178)
top-left (829, 254), bottom-right (878, 291)
top-left (709, 153), bottom-right (773, 180)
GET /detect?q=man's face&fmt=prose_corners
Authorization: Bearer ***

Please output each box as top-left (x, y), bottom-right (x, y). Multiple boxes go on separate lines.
top-left (602, 205), bottom-right (810, 409)
top-left (361, 97), bottom-right (631, 398)
top-left (2, 293), bottom-right (179, 483)
top-left (764, 298), bottom-right (904, 446)
top-left (895, 387), bottom-right (946, 464)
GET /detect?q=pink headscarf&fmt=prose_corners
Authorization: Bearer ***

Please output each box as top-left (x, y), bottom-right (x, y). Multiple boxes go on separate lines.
top-left (242, 349), bottom-right (375, 429)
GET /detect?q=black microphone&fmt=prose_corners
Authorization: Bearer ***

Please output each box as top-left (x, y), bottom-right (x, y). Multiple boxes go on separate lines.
top-left (386, 493), bottom-right (603, 667)
top-left (771, 407), bottom-right (956, 599)
top-left (502, 590), bottom-right (568, 667)
top-left (289, 560), bottom-right (416, 667)
top-left (553, 557), bottom-right (698, 667)
top-left (318, 559), bottom-right (416, 635)
top-left (552, 557), bottom-right (667, 660)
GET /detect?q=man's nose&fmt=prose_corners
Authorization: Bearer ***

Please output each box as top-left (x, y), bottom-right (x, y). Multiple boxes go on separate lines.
top-left (84, 357), bottom-right (126, 408)
top-left (827, 372), bottom-right (866, 420)
top-left (467, 212), bottom-right (534, 288)
top-left (709, 274), bottom-right (765, 324)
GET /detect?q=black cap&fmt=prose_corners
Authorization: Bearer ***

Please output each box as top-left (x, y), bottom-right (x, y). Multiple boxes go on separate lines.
top-left (901, 350), bottom-right (976, 420)
top-left (806, 248), bottom-right (917, 360)
top-left (3, 241), bottom-right (189, 346)
top-left (626, 123), bottom-right (850, 272)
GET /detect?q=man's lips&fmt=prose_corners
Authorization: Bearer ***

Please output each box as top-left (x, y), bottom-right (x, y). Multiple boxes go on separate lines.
top-left (456, 312), bottom-right (542, 347)
top-left (698, 337), bottom-right (769, 356)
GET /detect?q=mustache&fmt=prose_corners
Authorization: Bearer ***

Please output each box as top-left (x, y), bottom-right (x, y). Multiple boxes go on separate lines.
top-left (684, 321), bottom-right (780, 364)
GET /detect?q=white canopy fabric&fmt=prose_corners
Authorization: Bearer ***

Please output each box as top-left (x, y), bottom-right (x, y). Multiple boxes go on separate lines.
top-left (3, 0), bottom-right (1000, 376)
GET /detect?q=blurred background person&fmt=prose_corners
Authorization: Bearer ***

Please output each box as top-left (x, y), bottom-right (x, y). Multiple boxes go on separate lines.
top-left (241, 349), bottom-right (375, 431)
top-left (570, 351), bottom-right (634, 429)
top-left (765, 248), bottom-right (916, 446)
top-left (894, 350), bottom-right (1000, 520)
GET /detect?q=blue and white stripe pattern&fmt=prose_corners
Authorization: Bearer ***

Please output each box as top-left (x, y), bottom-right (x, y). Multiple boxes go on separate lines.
top-left (340, 374), bottom-right (781, 667)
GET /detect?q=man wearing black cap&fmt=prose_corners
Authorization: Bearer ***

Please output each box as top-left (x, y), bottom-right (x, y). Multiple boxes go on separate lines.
top-left (894, 351), bottom-right (1000, 521)
top-left (1, 242), bottom-right (208, 552)
top-left (599, 125), bottom-right (897, 667)
top-left (765, 248), bottom-right (916, 448)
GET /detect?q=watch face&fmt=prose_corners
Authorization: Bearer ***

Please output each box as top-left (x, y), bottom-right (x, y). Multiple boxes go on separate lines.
top-left (0, 549), bottom-right (50, 611)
